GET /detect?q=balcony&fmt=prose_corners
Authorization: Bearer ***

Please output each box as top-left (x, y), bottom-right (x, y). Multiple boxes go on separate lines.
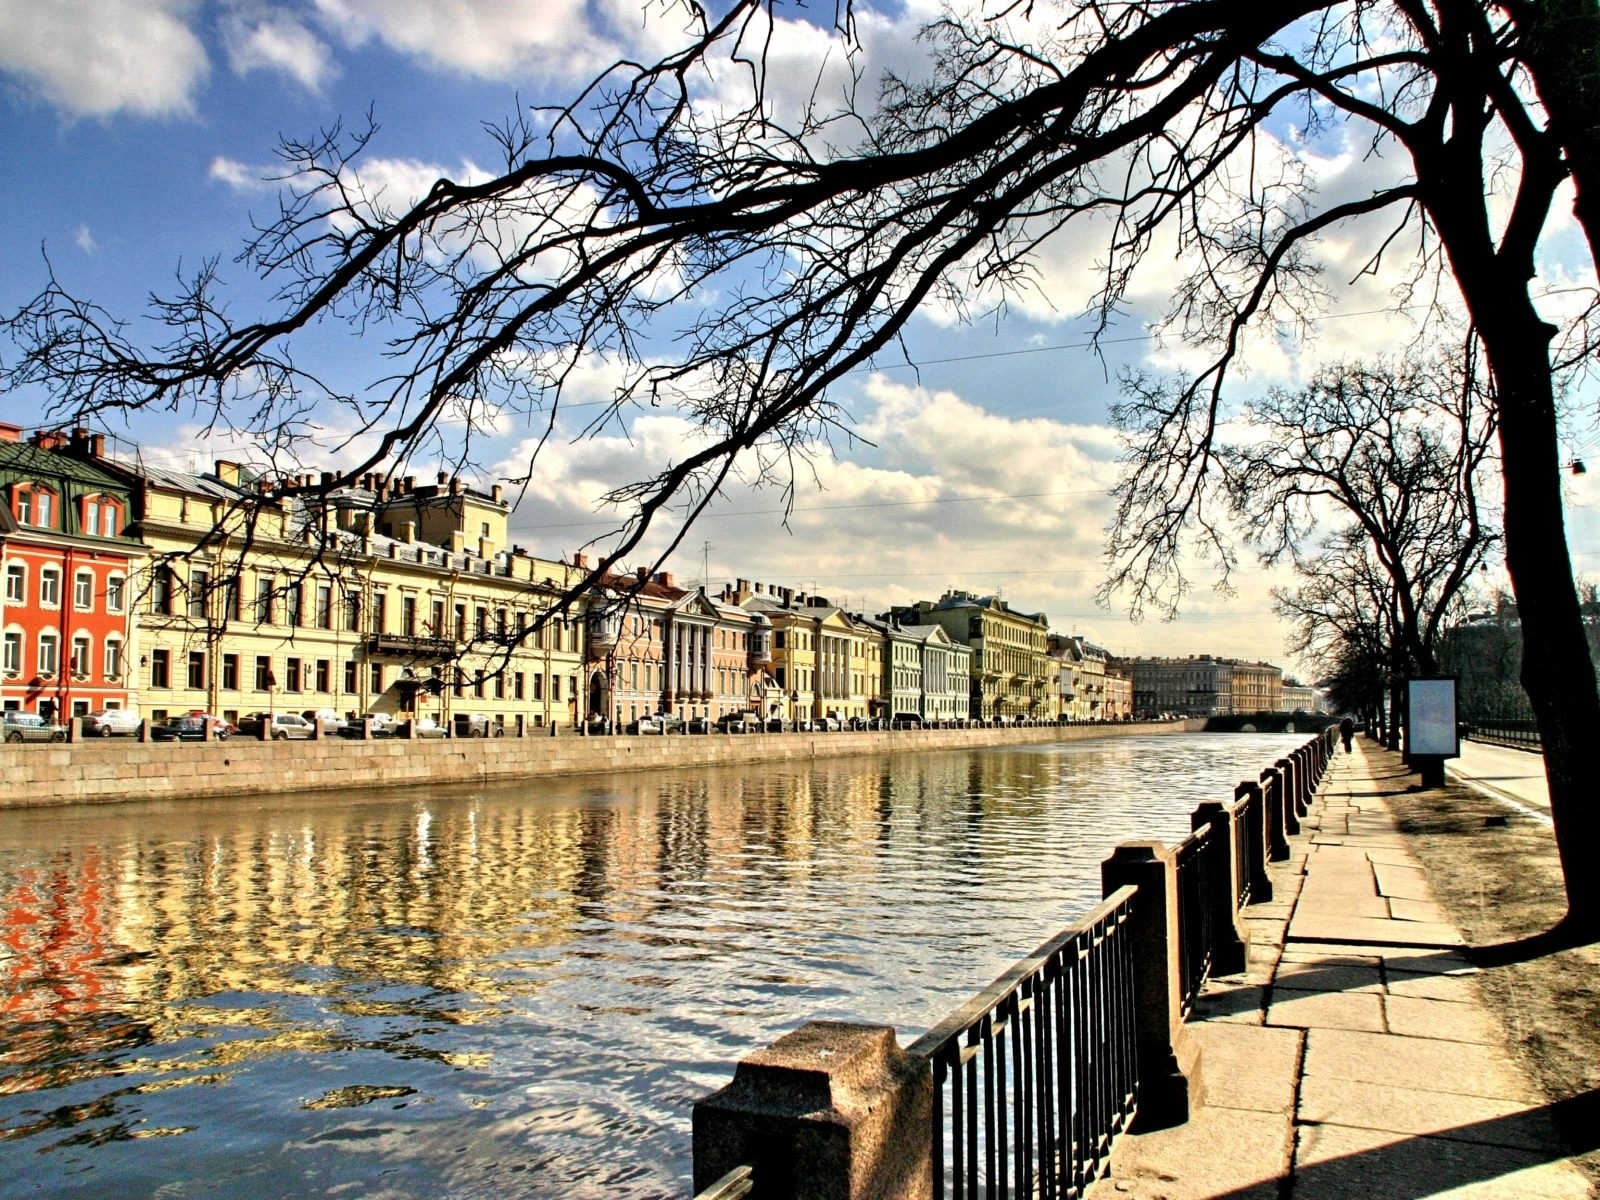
top-left (366, 634), bottom-right (457, 660)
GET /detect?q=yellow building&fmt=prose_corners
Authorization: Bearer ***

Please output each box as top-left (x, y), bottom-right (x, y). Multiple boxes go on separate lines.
top-left (73, 446), bottom-right (586, 732)
top-left (895, 591), bottom-right (1052, 720)
top-left (721, 581), bottom-right (873, 723)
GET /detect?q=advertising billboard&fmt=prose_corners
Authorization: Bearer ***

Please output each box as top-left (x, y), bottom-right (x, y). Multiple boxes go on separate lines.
top-left (1406, 677), bottom-right (1460, 758)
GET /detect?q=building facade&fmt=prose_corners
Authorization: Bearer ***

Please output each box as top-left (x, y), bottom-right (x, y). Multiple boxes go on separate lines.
top-left (0, 427), bottom-right (141, 719)
top-left (893, 591), bottom-right (1052, 720)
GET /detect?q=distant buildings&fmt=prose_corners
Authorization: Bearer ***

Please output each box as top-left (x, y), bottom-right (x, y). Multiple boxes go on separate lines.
top-left (0, 425), bottom-right (1295, 730)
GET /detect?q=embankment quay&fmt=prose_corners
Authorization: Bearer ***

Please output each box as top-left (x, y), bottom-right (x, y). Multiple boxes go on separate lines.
top-left (0, 716), bottom-right (1208, 807)
top-left (0, 731), bottom-right (1308, 1198)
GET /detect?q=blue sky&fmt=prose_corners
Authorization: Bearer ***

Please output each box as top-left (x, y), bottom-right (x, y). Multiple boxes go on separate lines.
top-left (3, 0), bottom-right (1595, 672)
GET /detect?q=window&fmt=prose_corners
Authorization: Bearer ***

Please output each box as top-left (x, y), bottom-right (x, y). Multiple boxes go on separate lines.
top-left (151, 567), bottom-right (173, 615)
top-left (255, 577), bottom-right (274, 624)
top-left (344, 660), bottom-right (357, 692)
top-left (370, 662), bottom-right (383, 693)
top-left (3, 631), bottom-right (21, 675)
top-left (454, 604), bottom-right (467, 641)
top-left (315, 584), bottom-right (332, 630)
top-left (775, 630), bottom-right (786, 649)
top-left (402, 596), bottom-right (417, 636)
top-left (222, 654), bottom-right (239, 690)
top-left (514, 672), bottom-right (525, 700)
top-left (4, 564), bottom-right (22, 603)
top-left (284, 585), bottom-right (302, 627)
top-left (533, 673), bottom-right (543, 700)
top-left (285, 658), bottom-right (302, 692)
top-left (255, 656), bottom-right (273, 690)
top-left (150, 648), bottom-right (170, 688)
top-left (187, 651), bottom-right (206, 689)
top-left (497, 608), bottom-right (508, 637)
top-left (452, 667), bottom-right (464, 698)
top-left (475, 606), bottom-right (487, 638)
top-left (552, 674), bottom-right (562, 702)
top-left (103, 639), bottom-right (122, 680)
top-left (223, 577), bottom-right (241, 621)
top-left (188, 569), bottom-right (209, 618)
top-left (370, 592), bottom-right (387, 635)
top-left (17, 488), bottom-right (54, 528)
top-left (71, 635), bottom-right (91, 678)
top-left (342, 592), bottom-right (360, 632)
top-left (430, 600), bottom-right (445, 637)
top-left (315, 659), bottom-right (330, 692)
top-left (474, 670), bottom-right (485, 698)
top-left (83, 499), bottom-right (98, 536)
top-left (494, 673), bottom-right (505, 700)
top-left (39, 567), bottom-right (60, 608)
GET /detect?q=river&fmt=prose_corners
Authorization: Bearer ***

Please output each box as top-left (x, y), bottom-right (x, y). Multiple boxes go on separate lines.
top-left (0, 732), bottom-right (1304, 1198)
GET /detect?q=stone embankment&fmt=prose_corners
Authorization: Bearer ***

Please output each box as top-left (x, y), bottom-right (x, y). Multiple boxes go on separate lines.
top-left (1, 719), bottom-right (1205, 809)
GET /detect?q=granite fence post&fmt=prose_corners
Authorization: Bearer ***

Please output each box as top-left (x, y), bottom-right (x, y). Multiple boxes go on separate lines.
top-left (692, 1021), bottom-right (931, 1200)
top-left (1233, 780), bottom-right (1273, 903)
top-left (1101, 841), bottom-right (1202, 1130)
top-left (1191, 800), bottom-right (1250, 975)
top-left (1260, 766), bottom-right (1292, 857)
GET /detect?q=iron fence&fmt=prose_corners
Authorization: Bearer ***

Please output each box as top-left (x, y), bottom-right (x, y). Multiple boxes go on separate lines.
top-left (907, 886), bottom-right (1139, 1200)
top-left (1464, 718), bottom-right (1541, 749)
top-left (1171, 824), bottom-right (1218, 1017)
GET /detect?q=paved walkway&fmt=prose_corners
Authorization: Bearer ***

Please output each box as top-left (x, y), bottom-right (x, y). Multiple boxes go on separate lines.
top-left (1089, 739), bottom-right (1594, 1200)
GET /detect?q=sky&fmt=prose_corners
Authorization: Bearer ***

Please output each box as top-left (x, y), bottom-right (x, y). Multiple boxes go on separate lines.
top-left (3, 0), bottom-right (1599, 677)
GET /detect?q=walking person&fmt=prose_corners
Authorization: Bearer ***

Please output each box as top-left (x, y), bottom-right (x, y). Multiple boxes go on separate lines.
top-left (1339, 716), bottom-right (1355, 753)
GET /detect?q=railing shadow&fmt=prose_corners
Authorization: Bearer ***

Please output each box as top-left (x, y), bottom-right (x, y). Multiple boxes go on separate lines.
top-left (1468, 919), bottom-right (1600, 968)
top-left (1197, 1089), bottom-right (1600, 1200)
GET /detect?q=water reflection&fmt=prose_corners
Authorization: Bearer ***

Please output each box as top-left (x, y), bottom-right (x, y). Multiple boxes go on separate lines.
top-left (0, 734), bottom-right (1302, 1198)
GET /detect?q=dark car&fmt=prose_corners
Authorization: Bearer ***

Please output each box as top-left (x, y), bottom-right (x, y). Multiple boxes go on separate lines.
top-left (150, 715), bottom-right (211, 742)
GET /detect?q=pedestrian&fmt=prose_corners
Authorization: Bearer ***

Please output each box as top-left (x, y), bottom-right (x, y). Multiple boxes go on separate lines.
top-left (1339, 716), bottom-right (1355, 754)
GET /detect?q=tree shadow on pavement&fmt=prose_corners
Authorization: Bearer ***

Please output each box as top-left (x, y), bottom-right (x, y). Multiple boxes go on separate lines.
top-left (1469, 918), bottom-right (1600, 968)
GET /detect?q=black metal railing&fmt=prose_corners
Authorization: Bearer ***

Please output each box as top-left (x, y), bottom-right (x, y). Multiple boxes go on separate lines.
top-left (1230, 788), bottom-right (1255, 909)
top-left (1171, 825), bottom-right (1217, 1017)
top-left (907, 886), bottom-right (1139, 1200)
top-left (1464, 718), bottom-right (1541, 749)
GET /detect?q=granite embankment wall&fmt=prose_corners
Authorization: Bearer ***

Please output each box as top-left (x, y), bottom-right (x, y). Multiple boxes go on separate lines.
top-left (1, 719), bottom-right (1206, 808)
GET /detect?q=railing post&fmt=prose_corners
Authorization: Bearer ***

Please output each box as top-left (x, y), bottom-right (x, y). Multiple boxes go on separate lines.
top-left (1233, 781), bottom-right (1273, 903)
top-left (1263, 764), bottom-right (1297, 837)
top-left (692, 1021), bottom-right (932, 1200)
top-left (1101, 842), bottom-right (1202, 1131)
top-left (1260, 767), bottom-right (1292, 856)
top-left (1192, 801), bottom-right (1249, 975)
top-left (1275, 757), bottom-right (1301, 821)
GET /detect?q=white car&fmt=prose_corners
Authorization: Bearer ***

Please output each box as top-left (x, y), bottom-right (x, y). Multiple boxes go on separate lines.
top-left (301, 708), bottom-right (348, 735)
top-left (85, 708), bottom-right (142, 737)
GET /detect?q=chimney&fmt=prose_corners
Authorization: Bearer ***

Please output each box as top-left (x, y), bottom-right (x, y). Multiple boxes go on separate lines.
top-left (449, 477), bottom-right (462, 495)
top-left (491, 484), bottom-right (504, 503)
top-left (403, 476), bottom-right (416, 493)
top-left (656, 572), bottom-right (674, 588)
top-left (437, 471), bottom-right (449, 486)
top-left (320, 471), bottom-right (334, 487)
top-left (215, 461), bottom-right (241, 486)
top-left (636, 566), bottom-right (650, 582)
top-left (572, 552), bottom-right (589, 569)
top-left (399, 521), bottom-right (416, 543)
top-left (32, 430), bottom-right (65, 450)
top-left (0, 423), bottom-right (21, 443)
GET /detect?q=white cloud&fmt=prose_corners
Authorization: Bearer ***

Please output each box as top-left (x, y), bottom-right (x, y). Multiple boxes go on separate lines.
top-left (310, 0), bottom-right (620, 80)
top-left (73, 224), bottom-right (98, 254)
top-left (222, 9), bottom-right (337, 92)
top-left (209, 155), bottom-right (271, 191)
top-left (0, 0), bottom-right (209, 118)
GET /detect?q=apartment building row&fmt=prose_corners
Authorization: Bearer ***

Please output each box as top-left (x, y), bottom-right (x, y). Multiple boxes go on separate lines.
top-left (0, 426), bottom-right (1297, 731)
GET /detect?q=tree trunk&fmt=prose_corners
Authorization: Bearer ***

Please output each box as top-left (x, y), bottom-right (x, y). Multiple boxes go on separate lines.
top-left (1486, 336), bottom-right (1600, 931)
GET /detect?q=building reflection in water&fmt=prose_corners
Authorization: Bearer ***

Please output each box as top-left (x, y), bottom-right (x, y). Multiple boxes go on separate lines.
top-left (0, 734), bottom-right (1301, 1199)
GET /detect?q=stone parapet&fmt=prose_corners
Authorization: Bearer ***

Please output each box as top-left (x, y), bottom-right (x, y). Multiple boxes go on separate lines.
top-left (0, 720), bottom-right (1205, 809)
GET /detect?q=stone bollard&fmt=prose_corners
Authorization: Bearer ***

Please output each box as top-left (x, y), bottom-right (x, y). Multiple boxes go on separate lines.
top-left (1192, 800), bottom-right (1250, 975)
top-left (1276, 757), bottom-right (1301, 821)
top-left (693, 1021), bottom-right (932, 1200)
top-left (68, 716), bottom-right (84, 743)
top-left (1101, 842), bottom-right (1203, 1130)
top-left (1233, 780), bottom-right (1274, 903)
top-left (1263, 764), bottom-right (1297, 837)
top-left (1260, 767), bottom-right (1291, 860)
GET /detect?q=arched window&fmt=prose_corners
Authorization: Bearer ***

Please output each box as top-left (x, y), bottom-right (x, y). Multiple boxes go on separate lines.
top-left (103, 637), bottom-right (124, 681)
top-left (13, 484), bottom-right (57, 529)
top-left (70, 633), bottom-right (91, 678)
top-left (3, 562), bottom-right (23, 604)
top-left (2, 627), bottom-right (22, 676)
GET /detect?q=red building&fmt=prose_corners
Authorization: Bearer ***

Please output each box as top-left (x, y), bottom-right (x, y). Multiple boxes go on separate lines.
top-left (0, 426), bottom-right (141, 719)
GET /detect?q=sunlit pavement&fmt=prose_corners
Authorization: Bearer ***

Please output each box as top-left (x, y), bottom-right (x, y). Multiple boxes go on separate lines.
top-left (1450, 738), bottom-right (1551, 820)
top-left (1089, 738), bottom-right (1589, 1200)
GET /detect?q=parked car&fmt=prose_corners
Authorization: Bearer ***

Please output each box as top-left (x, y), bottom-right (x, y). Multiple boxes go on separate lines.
top-left (412, 717), bottom-right (448, 739)
top-left (237, 712), bottom-right (314, 740)
top-left (584, 713), bottom-right (612, 735)
top-left (687, 716), bottom-right (711, 734)
top-left (184, 711), bottom-right (234, 739)
top-left (302, 708), bottom-right (347, 736)
top-left (84, 707), bottom-right (142, 738)
top-left (656, 712), bottom-right (685, 734)
top-left (892, 713), bottom-right (923, 730)
top-left (2, 711), bottom-right (66, 743)
top-left (626, 715), bottom-right (664, 735)
top-left (339, 712), bottom-right (397, 738)
top-left (715, 712), bottom-right (756, 733)
top-left (151, 714), bottom-right (212, 742)
top-left (763, 717), bottom-right (791, 733)
top-left (452, 713), bottom-right (503, 738)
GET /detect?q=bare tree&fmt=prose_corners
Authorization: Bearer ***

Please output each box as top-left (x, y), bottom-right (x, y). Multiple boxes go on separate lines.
top-left (4, 1), bottom-right (1600, 929)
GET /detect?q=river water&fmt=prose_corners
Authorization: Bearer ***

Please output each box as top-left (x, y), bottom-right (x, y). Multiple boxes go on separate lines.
top-left (0, 733), bottom-right (1303, 1199)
